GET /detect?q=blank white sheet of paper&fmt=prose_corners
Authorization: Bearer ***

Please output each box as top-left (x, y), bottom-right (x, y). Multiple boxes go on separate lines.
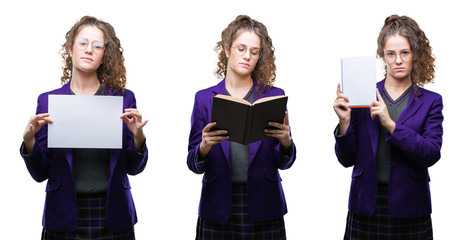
top-left (48, 95), bottom-right (123, 149)
top-left (341, 56), bottom-right (377, 108)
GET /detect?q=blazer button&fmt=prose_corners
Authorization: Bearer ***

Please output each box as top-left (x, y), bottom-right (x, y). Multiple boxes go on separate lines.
top-left (392, 161), bottom-right (397, 166)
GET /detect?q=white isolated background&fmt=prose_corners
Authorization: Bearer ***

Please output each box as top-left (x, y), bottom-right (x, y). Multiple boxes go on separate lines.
top-left (1, 0), bottom-right (460, 239)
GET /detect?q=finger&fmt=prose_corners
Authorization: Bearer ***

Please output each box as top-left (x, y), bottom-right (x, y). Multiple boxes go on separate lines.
top-left (36, 113), bottom-right (51, 118)
top-left (140, 120), bottom-right (149, 128)
top-left (336, 91), bottom-right (350, 103)
top-left (205, 129), bottom-right (228, 137)
top-left (265, 129), bottom-right (286, 136)
top-left (267, 122), bottom-right (288, 130)
top-left (208, 135), bottom-right (229, 141)
top-left (203, 122), bottom-right (217, 132)
top-left (122, 116), bottom-right (131, 125)
top-left (337, 101), bottom-right (349, 110)
top-left (370, 98), bottom-right (381, 106)
top-left (284, 112), bottom-right (289, 126)
top-left (121, 111), bottom-right (142, 119)
top-left (337, 83), bottom-right (342, 96)
top-left (376, 88), bottom-right (384, 102)
top-left (37, 118), bottom-right (53, 126)
top-left (124, 108), bottom-right (138, 112)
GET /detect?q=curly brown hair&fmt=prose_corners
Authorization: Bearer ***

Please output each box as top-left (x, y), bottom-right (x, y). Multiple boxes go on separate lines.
top-left (377, 15), bottom-right (435, 90)
top-left (215, 15), bottom-right (276, 91)
top-left (60, 16), bottom-right (126, 93)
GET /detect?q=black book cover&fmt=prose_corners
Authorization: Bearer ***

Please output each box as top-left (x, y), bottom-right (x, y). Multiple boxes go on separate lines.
top-left (211, 94), bottom-right (288, 144)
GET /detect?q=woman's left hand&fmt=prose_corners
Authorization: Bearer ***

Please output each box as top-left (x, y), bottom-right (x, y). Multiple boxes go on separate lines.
top-left (370, 89), bottom-right (395, 134)
top-left (121, 108), bottom-right (148, 151)
top-left (265, 112), bottom-right (292, 153)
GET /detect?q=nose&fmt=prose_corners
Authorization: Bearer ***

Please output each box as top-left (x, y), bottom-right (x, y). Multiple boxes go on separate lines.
top-left (395, 54), bottom-right (403, 64)
top-left (84, 43), bottom-right (93, 54)
top-left (243, 49), bottom-right (251, 60)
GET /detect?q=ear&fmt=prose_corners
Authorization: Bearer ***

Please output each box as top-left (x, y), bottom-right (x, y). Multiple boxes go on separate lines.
top-left (225, 47), bottom-right (230, 58)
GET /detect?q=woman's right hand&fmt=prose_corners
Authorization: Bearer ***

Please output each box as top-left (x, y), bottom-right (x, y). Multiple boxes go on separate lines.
top-left (333, 83), bottom-right (351, 135)
top-left (199, 122), bottom-right (228, 159)
top-left (23, 113), bottom-right (53, 154)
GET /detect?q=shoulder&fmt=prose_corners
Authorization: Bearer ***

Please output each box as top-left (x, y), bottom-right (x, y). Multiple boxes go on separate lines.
top-left (418, 87), bottom-right (442, 104)
top-left (419, 87), bottom-right (441, 98)
top-left (37, 85), bottom-right (68, 101)
top-left (122, 89), bottom-right (135, 98)
top-left (260, 85), bottom-right (286, 97)
top-left (194, 84), bottom-right (219, 102)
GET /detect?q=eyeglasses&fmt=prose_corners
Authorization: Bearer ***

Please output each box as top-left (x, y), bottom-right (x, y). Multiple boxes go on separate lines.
top-left (384, 50), bottom-right (412, 62)
top-left (74, 38), bottom-right (105, 53)
top-left (232, 44), bottom-right (261, 58)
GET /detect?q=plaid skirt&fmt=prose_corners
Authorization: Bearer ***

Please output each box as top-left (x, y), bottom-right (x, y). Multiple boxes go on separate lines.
top-left (196, 184), bottom-right (286, 240)
top-left (344, 184), bottom-right (433, 240)
top-left (41, 193), bottom-right (135, 240)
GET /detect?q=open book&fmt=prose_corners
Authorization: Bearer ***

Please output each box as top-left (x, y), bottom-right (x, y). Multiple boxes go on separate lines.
top-left (211, 94), bottom-right (288, 144)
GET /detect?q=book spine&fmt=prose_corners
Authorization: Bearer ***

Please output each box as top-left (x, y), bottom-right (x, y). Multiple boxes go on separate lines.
top-left (243, 106), bottom-right (254, 145)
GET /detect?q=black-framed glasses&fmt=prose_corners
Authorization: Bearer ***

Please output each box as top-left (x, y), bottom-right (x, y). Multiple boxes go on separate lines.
top-left (384, 49), bottom-right (412, 62)
top-left (75, 38), bottom-right (105, 53)
top-left (232, 44), bottom-right (261, 58)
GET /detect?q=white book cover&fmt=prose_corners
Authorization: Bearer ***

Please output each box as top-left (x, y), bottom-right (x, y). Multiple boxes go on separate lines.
top-left (48, 95), bottom-right (123, 149)
top-left (341, 56), bottom-right (377, 108)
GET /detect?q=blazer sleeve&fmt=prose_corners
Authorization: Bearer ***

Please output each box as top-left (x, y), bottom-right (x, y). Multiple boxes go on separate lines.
top-left (187, 91), bottom-right (209, 174)
top-left (274, 140), bottom-right (296, 170)
top-left (123, 91), bottom-right (148, 175)
top-left (386, 94), bottom-right (443, 168)
top-left (334, 110), bottom-right (358, 168)
top-left (20, 93), bottom-right (52, 182)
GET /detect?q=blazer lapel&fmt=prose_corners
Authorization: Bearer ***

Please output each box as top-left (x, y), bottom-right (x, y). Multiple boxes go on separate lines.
top-left (395, 89), bottom-right (423, 125)
top-left (367, 80), bottom-right (384, 159)
top-left (64, 149), bottom-right (73, 174)
top-left (109, 149), bottom-right (120, 175)
top-left (367, 114), bottom-right (380, 159)
top-left (249, 141), bottom-right (262, 167)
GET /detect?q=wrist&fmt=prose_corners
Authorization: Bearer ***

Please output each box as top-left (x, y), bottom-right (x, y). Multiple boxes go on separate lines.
top-left (199, 143), bottom-right (211, 159)
top-left (385, 121), bottom-right (396, 134)
top-left (338, 119), bottom-right (350, 135)
top-left (23, 137), bottom-right (35, 155)
top-left (281, 136), bottom-right (292, 150)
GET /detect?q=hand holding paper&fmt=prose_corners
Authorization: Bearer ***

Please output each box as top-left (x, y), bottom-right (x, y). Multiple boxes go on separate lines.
top-left (121, 108), bottom-right (148, 152)
top-left (23, 113), bottom-right (54, 154)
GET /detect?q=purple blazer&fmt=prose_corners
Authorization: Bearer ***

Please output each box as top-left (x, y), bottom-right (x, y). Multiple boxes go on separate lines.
top-left (187, 79), bottom-right (296, 222)
top-left (20, 81), bottom-right (148, 232)
top-left (334, 79), bottom-right (443, 218)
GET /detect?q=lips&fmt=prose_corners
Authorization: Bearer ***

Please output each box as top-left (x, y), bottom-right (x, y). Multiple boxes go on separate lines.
top-left (81, 57), bottom-right (93, 61)
top-left (239, 63), bottom-right (250, 67)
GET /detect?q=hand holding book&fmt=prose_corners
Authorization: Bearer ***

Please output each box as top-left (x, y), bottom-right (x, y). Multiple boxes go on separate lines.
top-left (198, 122), bottom-right (229, 159)
top-left (265, 111), bottom-right (292, 154)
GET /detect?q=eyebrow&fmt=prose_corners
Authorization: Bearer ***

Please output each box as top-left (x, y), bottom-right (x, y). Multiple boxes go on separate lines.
top-left (385, 48), bottom-right (411, 52)
top-left (236, 43), bottom-right (260, 50)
